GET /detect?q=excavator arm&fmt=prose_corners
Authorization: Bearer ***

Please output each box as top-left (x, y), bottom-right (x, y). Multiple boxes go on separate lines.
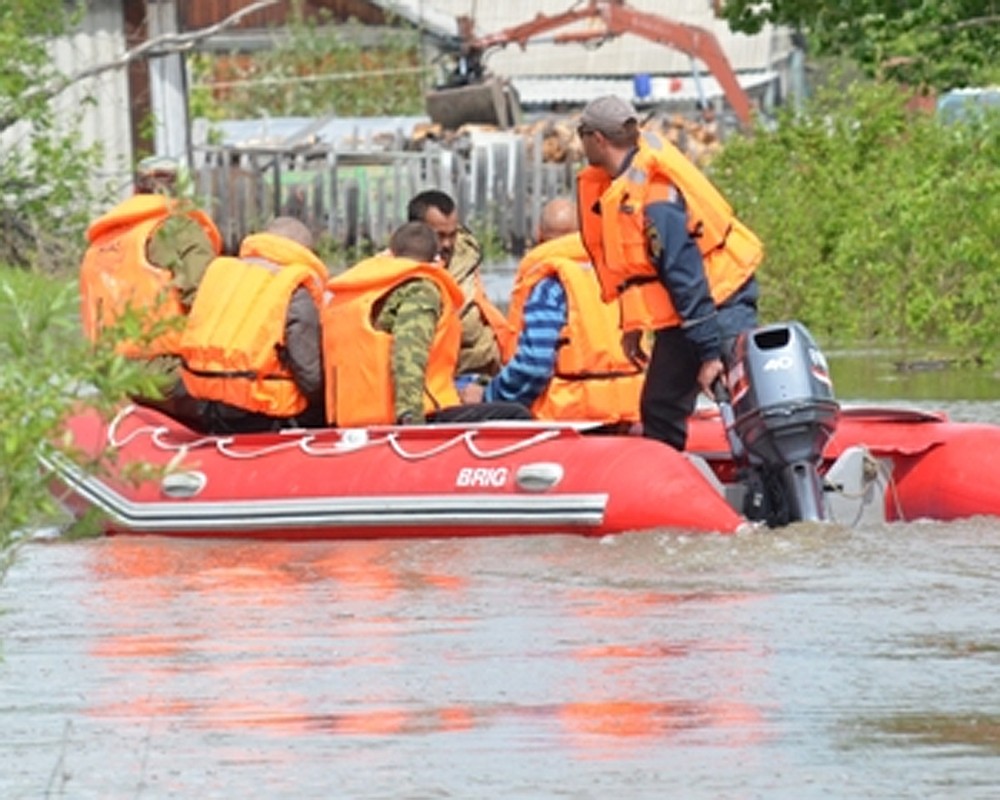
top-left (464, 0), bottom-right (753, 128)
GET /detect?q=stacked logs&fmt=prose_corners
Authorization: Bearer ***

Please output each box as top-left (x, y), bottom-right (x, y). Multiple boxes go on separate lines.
top-left (409, 110), bottom-right (725, 168)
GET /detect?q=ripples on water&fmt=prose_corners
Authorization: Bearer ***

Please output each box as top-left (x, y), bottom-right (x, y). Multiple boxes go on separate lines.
top-left (3, 399), bottom-right (1000, 798)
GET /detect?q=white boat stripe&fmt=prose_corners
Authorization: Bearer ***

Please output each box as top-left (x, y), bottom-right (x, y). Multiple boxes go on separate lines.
top-left (41, 450), bottom-right (608, 532)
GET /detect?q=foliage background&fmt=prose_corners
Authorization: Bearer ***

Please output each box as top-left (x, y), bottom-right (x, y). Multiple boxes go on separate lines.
top-left (710, 79), bottom-right (1000, 359)
top-left (718, 0), bottom-right (1000, 91)
top-left (189, 12), bottom-right (427, 122)
top-left (0, 0), bottom-right (106, 270)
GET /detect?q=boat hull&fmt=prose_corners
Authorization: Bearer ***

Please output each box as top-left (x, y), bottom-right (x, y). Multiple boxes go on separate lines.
top-left (46, 402), bottom-right (1000, 541)
top-left (45, 404), bottom-right (745, 540)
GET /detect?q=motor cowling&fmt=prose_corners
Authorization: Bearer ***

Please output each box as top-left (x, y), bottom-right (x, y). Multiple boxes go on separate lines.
top-left (724, 321), bottom-right (839, 526)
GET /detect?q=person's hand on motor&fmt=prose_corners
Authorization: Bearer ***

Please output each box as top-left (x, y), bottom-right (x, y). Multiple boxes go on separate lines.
top-left (697, 358), bottom-right (725, 399)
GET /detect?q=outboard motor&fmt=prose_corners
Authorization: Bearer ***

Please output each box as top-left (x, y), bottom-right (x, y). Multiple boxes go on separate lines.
top-left (721, 321), bottom-right (839, 526)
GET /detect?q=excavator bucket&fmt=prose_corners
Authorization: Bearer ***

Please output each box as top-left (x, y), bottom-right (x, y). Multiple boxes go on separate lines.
top-left (425, 77), bottom-right (523, 131)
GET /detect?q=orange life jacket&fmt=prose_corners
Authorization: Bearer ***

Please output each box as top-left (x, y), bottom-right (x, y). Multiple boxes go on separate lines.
top-left (507, 233), bottom-right (643, 423)
top-left (178, 233), bottom-right (328, 417)
top-left (323, 255), bottom-right (464, 426)
top-left (578, 132), bottom-right (763, 332)
top-left (79, 194), bottom-right (222, 358)
top-left (469, 272), bottom-right (516, 363)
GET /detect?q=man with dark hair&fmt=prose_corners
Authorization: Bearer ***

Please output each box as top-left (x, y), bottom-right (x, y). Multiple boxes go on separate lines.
top-left (323, 221), bottom-right (530, 426)
top-left (406, 189), bottom-right (511, 379)
top-left (576, 95), bottom-right (763, 450)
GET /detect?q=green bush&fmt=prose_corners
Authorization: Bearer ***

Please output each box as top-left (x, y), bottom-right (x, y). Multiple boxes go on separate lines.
top-left (0, 267), bottom-right (157, 560)
top-left (0, 0), bottom-right (107, 271)
top-left (711, 80), bottom-right (1000, 360)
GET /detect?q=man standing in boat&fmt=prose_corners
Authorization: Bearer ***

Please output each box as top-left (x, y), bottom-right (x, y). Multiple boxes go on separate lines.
top-left (323, 221), bottom-right (530, 426)
top-left (462, 197), bottom-right (643, 430)
top-left (406, 190), bottom-right (513, 383)
top-left (575, 95), bottom-right (763, 450)
top-left (177, 216), bottom-right (328, 433)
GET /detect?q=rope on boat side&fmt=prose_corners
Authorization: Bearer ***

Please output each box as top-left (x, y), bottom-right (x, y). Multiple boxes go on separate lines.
top-left (215, 437), bottom-right (305, 459)
top-left (299, 432), bottom-right (391, 456)
top-left (385, 428), bottom-right (566, 461)
top-left (150, 425), bottom-right (225, 452)
top-left (109, 405), bottom-right (568, 463)
top-left (463, 428), bottom-right (563, 458)
top-left (386, 431), bottom-right (468, 460)
top-left (107, 404), bottom-right (151, 448)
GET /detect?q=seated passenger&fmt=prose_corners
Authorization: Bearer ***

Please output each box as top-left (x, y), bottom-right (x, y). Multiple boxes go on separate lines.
top-left (464, 197), bottom-right (643, 429)
top-left (79, 156), bottom-right (222, 393)
top-left (176, 216), bottom-right (328, 433)
top-left (406, 189), bottom-right (513, 380)
top-left (323, 221), bottom-right (530, 426)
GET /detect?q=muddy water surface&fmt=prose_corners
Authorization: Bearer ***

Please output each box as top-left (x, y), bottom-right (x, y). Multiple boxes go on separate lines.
top-left (3, 395), bottom-right (1000, 799)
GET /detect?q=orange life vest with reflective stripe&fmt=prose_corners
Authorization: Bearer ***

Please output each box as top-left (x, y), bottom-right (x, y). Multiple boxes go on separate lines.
top-left (578, 132), bottom-right (763, 332)
top-left (178, 233), bottom-right (328, 417)
top-left (507, 233), bottom-right (643, 423)
top-left (79, 194), bottom-right (222, 357)
top-left (323, 255), bottom-right (464, 426)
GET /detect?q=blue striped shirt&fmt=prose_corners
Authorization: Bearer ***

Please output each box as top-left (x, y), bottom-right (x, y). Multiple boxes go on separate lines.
top-left (484, 276), bottom-right (567, 407)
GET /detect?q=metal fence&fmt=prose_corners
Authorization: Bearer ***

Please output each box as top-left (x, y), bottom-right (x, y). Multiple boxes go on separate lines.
top-left (192, 132), bottom-right (579, 262)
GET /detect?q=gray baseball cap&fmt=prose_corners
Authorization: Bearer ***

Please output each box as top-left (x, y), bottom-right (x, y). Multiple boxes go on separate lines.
top-left (580, 95), bottom-right (638, 136)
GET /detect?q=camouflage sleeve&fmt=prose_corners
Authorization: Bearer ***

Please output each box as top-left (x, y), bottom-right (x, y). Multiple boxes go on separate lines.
top-left (146, 213), bottom-right (218, 309)
top-left (447, 228), bottom-right (483, 297)
top-left (375, 279), bottom-right (442, 423)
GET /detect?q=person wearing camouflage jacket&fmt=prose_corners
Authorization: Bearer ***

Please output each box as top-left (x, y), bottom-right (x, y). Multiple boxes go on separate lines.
top-left (406, 190), bottom-right (513, 378)
top-left (324, 222), bottom-right (531, 426)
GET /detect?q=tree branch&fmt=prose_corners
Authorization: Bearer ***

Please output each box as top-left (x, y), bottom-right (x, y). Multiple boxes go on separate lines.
top-left (947, 14), bottom-right (1000, 31)
top-left (13, 0), bottom-right (279, 116)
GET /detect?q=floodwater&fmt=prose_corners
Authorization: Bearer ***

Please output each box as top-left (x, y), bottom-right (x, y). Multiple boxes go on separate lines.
top-left (4, 361), bottom-right (1000, 798)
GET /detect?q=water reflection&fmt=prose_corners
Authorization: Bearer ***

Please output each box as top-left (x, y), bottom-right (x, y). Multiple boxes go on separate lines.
top-left (79, 537), bottom-right (773, 758)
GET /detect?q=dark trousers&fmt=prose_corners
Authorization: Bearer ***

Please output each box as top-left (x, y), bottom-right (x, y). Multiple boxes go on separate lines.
top-left (137, 380), bottom-right (325, 434)
top-left (429, 401), bottom-right (532, 423)
top-left (640, 326), bottom-right (703, 451)
top-left (642, 296), bottom-right (758, 451)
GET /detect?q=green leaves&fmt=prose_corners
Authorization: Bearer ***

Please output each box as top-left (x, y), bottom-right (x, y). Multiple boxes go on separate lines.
top-left (190, 19), bottom-right (427, 120)
top-left (0, 0), bottom-right (104, 270)
top-left (0, 267), bottom-right (155, 550)
top-left (718, 0), bottom-right (1000, 91)
top-left (712, 78), bottom-right (1000, 357)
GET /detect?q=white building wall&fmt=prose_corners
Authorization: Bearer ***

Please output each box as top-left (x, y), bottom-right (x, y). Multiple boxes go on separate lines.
top-left (417, 0), bottom-right (792, 78)
top-left (0, 0), bottom-right (134, 201)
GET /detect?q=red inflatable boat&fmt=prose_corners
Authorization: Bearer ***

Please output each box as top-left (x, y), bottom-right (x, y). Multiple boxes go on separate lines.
top-left (42, 322), bottom-right (1000, 540)
top-left (42, 400), bottom-right (1000, 541)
